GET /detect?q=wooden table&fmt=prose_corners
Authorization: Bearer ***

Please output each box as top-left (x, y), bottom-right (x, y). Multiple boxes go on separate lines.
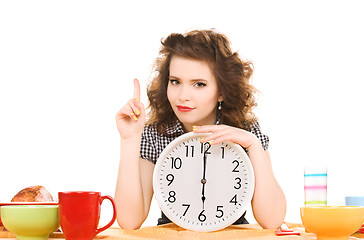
top-left (1, 223), bottom-right (364, 240)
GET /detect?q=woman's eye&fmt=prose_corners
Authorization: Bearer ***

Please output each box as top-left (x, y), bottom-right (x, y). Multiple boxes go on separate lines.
top-left (169, 79), bottom-right (180, 85)
top-left (193, 82), bottom-right (207, 87)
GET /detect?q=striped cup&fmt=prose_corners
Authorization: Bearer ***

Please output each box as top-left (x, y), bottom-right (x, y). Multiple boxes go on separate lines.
top-left (304, 167), bottom-right (327, 206)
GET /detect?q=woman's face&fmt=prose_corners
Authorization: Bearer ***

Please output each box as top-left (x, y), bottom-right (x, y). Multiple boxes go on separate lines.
top-left (167, 55), bottom-right (222, 131)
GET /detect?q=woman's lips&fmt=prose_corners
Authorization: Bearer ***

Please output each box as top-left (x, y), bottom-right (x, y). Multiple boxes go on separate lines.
top-left (177, 105), bottom-right (195, 112)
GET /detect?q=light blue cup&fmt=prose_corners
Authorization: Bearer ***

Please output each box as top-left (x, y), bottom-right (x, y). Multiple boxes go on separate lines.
top-left (345, 196), bottom-right (364, 206)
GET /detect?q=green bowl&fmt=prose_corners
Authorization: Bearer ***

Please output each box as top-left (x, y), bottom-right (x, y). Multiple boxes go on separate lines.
top-left (1, 205), bottom-right (60, 240)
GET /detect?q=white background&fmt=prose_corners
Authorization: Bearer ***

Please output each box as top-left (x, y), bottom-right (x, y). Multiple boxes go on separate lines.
top-left (1, 0), bottom-right (363, 228)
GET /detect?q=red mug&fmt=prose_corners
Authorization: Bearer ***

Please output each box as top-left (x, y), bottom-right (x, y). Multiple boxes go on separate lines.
top-left (58, 191), bottom-right (117, 240)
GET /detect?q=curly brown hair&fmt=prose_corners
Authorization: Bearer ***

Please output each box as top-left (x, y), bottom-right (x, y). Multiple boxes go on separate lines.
top-left (147, 29), bottom-right (258, 134)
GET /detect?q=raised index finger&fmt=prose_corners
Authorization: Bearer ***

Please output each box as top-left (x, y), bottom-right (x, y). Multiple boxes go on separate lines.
top-left (133, 78), bottom-right (141, 101)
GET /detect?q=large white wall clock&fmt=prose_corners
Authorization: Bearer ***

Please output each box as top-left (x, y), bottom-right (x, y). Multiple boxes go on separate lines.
top-left (153, 132), bottom-right (255, 232)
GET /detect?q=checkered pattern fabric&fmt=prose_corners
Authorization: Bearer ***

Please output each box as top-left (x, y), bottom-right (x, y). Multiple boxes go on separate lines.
top-left (140, 120), bottom-right (269, 164)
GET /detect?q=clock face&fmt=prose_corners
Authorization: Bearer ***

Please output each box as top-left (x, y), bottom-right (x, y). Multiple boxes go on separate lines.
top-left (153, 132), bottom-right (255, 232)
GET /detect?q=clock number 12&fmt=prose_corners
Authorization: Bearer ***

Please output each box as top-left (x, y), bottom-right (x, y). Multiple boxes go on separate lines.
top-left (201, 142), bottom-right (211, 154)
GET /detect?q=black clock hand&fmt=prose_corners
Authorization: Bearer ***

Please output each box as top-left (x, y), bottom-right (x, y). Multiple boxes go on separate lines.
top-left (203, 150), bottom-right (207, 180)
top-left (201, 153), bottom-right (207, 209)
top-left (201, 182), bottom-right (206, 209)
top-left (201, 143), bottom-right (209, 209)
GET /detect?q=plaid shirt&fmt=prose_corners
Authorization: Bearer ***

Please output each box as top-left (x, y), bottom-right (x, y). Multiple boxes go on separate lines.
top-left (140, 120), bottom-right (269, 164)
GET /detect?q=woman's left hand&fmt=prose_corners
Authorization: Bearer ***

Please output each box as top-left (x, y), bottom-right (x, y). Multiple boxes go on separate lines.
top-left (195, 124), bottom-right (286, 228)
top-left (193, 124), bottom-right (261, 150)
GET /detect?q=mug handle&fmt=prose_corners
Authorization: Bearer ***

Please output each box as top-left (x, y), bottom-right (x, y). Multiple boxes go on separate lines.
top-left (95, 195), bottom-right (117, 235)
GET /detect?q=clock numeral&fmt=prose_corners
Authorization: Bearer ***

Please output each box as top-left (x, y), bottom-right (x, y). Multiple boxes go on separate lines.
top-left (170, 157), bottom-right (182, 169)
top-left (166, 174), bottom-right (174, 186)
top-left (216, 206), bottom-right (224, 218)
top-left (230, 194), bottom-right (238, 205)
top-left (182, 204), bottom-right (190, 216)
top-left (198, 210), bottom-right (207, 222)
top-left (200, 142), bottom-right (211, 154)
top-left (168, 191), bottom-right (176, 203)
top-left (185, 145), bottom-right (194, 157)
top-left (221, 147), bottom-right (225, 159)
top-left (234, 177), bottom-right (242, 189)
top-left (232, 160), bottom-right (239, 172)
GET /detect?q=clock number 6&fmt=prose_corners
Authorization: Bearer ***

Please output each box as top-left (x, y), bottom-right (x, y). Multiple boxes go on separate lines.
top-left (198, 210), bottom-right (207, 222)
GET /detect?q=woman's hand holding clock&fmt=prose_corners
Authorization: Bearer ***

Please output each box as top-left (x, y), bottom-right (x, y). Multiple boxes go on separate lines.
top-left (194, 125), bottom-right (260, 151)
top-left (194, 125), bottom-right (286, 229)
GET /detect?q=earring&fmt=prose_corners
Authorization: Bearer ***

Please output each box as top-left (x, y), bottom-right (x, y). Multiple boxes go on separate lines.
top-left (216, 101), bottom-right (222, 125)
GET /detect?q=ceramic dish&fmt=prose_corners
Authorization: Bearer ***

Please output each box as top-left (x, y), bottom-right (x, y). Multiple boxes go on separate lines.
top-left (0, 202), bottom-right (58, 226)
top-left (301, 206), bottom-right (364, 240)
top-left (1, 205), bottom-right (60, 240)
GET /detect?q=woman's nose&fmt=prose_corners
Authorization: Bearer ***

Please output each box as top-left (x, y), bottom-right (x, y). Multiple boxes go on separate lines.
top-left (178, 85), bottom-right (191, 102)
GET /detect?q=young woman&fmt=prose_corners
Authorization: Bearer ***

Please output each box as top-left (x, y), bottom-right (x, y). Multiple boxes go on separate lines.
top-left (115, 29), bottom-right (286, 230)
